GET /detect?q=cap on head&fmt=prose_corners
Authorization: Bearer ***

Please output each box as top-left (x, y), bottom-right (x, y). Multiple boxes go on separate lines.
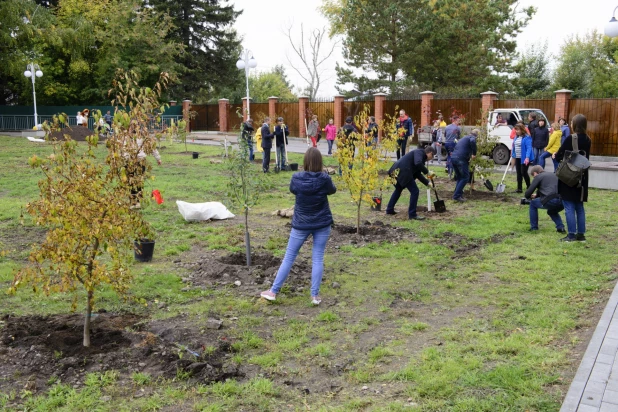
top-left (345, 116), bottom-right (353, 123)
top-left (471, 129), bottom-right (480, 136)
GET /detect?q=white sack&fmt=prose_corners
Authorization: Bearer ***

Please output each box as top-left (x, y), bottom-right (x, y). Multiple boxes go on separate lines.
top-left (176, 200), bottom-right (235, 222)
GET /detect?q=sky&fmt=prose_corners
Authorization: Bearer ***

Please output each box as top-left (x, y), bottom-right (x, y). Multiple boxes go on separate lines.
top-left (228, 0), bottom-right (617, 98)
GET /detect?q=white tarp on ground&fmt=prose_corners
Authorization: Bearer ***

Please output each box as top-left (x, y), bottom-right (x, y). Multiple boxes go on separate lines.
top-left (176, 200), bottom-right (235, 222)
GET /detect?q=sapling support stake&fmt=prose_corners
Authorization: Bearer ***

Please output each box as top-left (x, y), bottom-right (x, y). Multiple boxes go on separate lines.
top-left (244, 208), bottom-right (251, 266)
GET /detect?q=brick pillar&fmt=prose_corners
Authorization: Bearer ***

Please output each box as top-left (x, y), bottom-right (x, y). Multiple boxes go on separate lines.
top-left (374, 93), bottom-right (387, 141)
top-left (554, 89), bottom-right (573, 123)
top-left (268, 96), bottom-right (278, 120)
top-left (169, 100), bottom-right (177, 107)
top-left (182, 99), bottom-right (191, 132)
top-left (334, 95), bottom-right (345, 130)
top-left (419, 91), bottom-right (436, 127)
top-left (480, 91), bottom-right (498, 124)
top-left (299, 96), bottom-right (309, 137)
top-left (218, 99), bottom-right (229, 132)
top-left (242, 97), bottom-right (251, 121)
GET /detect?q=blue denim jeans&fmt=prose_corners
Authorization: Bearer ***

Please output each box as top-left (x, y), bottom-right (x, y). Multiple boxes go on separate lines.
top-left (327, 140), bottom-right (334, 154)
top-left (538, 151), bottom-right (558, 170)
top-left (451, 157), bottom-right (469, 200)
top-left (562, 200), bottom-right (586, 237)
top-left (276, 145), bottom-right (286, 170)
top-left (529, 198), bottom-right (564, 230)
top-left (271, 226), bottom-right (331, 297)
top-left (242, 140), bottom-right (254, 161)
top-left (386, 180), bottom-right (420, 218)
top-left (445, 142), bottom-right (456, 175)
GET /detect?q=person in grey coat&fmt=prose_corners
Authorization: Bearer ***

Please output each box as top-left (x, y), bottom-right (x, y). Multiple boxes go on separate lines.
top-left (524, 165), bottom-right (565, 233)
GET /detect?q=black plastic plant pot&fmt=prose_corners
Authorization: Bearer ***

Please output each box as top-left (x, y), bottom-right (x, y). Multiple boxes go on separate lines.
top-left (371, 197), bottom-right (382, 211)
top-left (290, 163), bottom-right (299, 171)
top-left (134, 239), bottom-right (155, 262)
top-left (192, 152), bottom-right (199, 159)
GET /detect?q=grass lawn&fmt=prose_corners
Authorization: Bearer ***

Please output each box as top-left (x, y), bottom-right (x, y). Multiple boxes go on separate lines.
top-left (0, 135), bottom-right (617, 411)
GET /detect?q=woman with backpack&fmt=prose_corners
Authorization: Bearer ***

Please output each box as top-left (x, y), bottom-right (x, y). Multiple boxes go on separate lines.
top-left (260, 148), bottom-right (337, 305)
top-left (553, 114), bottom-right (591, 242)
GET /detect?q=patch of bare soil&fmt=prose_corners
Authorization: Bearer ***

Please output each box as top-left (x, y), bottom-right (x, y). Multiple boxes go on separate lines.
top-left (178, 252), bottom-right (312, 296)
top-left (329, 221), bottom-right (418, 246)
top-left (47, 127), bottom-right (96, 142)
top-left (0, 313), bottom-right (241, 396)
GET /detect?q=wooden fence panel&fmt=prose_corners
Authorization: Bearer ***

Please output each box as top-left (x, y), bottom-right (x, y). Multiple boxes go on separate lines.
top-left (570, 99), bottom-right (618, 156)
top-left (190, 104), bottom-right (219, 131)
top-left (384, 100), bottom-right (421, 122)
top-left (276, 101), bottom-right (300, 136)
top-left (431, 99), bottom-right (483, 126)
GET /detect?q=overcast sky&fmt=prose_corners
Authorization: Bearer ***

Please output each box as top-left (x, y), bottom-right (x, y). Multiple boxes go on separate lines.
top-left (228, 0), bottom-right (616, 97)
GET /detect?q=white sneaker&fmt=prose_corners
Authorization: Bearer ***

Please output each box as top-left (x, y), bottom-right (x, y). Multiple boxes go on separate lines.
top-left (311, 296), bottom-right (322, 305)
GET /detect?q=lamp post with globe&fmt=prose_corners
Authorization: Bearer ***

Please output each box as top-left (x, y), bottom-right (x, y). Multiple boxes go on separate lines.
top-left (24, 63), bottom-right (43, 129)
top-left (605, 6), bottom-right (618, 38)
top-left (236, 50), bottom-right (257, 120)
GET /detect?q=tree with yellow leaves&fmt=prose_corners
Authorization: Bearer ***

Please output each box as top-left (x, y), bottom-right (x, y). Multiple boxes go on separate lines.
top-left (334, 108), bottom-right (395, 234)
top-left (10, 71), bottom-right (167, 347)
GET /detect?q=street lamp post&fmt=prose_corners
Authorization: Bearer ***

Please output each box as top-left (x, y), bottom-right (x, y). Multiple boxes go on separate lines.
top-left (605, 6), bottom-right (618, 38)
top-left (24, 63), bottom-right (43, 129)
top-left (236, 50), bottom-right (258, 120)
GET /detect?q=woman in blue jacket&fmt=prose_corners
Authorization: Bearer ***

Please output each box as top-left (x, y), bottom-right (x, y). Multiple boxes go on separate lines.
top-left (261, 148), bottom-right (337, 305)
top-left (511, 124), bottom-right (535, 192)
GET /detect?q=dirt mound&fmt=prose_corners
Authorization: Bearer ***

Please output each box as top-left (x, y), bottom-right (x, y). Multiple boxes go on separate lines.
top-left (330, 221), bottom-right (417, 245)
top-left (180, 252), bottom-right (312, 295)
top-left (0, 313), bottom-right (241, 395)
top-left (47, 126), bottom-right (96, 142)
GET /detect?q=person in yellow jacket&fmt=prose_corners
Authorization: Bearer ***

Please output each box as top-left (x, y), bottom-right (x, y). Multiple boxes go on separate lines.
top-left (539, 122), bottom-right (562, 171)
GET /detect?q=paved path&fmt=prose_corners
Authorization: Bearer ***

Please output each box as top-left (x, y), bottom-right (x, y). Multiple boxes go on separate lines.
top-left (561, 281), bottom-right (618, 412)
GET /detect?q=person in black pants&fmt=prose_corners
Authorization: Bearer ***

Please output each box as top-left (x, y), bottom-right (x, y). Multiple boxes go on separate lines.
top-left (511, 124), bottom-right (535, 192)
top-left (260, 117), bottom-right (274, 173)
top-left (385, 146), bottom-right (436, 220)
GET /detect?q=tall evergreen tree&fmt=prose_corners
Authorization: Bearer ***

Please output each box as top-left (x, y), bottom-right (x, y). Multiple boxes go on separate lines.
top-left (147, 0), bottom-right (242, 101)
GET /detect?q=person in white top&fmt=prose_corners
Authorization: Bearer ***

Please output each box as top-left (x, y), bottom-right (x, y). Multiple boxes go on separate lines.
top-left (76, 111), bottom-right (84, 126)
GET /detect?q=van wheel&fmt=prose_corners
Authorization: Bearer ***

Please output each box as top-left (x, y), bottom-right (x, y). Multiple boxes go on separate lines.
top-left (493, 144), bottom-right (510, 165)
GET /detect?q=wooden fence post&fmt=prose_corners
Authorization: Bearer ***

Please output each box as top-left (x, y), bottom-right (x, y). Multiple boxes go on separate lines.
top-left (334, 95), bottom-right (344, 130)
top-left (268, 96), bottom-right (278, 120)
top-left (374, 93), bottom-right (386, 141)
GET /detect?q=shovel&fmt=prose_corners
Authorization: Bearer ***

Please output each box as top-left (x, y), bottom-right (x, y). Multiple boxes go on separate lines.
top-left (475, 167), bottom-right (494, 191)
top-left (495, 162), bottom-right (512, 193)
top-left (430, 178), bottom-right (447, 213)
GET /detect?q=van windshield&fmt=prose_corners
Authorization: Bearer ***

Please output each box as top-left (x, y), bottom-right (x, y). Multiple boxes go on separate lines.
top-left (519, 110), bottom-right (548, 126)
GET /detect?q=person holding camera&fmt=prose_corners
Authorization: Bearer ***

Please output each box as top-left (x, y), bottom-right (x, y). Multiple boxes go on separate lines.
top-left (524, 165), bottom-right (565, 233)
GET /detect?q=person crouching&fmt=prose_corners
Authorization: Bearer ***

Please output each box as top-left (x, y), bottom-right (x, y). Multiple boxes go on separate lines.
top-left (525, 165), bottom-right (565, 233)
top-left (385, 146), bottom-right (436, 220)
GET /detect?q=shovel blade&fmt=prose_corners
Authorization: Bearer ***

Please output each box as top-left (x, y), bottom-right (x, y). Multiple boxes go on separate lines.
top-left (484, 180), bottom-right (494, 192)
top-left (434, 200), bottom-right (446, 213)
top-left (496, 183), bottom-right (506, 193)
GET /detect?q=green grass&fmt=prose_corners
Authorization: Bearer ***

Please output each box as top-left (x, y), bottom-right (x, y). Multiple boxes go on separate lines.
top-left (1, 136), bottom-right (618, 411)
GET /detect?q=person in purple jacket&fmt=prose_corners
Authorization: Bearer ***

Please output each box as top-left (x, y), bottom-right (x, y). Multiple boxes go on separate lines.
top-left (260, 148), bottom-right (337, 305)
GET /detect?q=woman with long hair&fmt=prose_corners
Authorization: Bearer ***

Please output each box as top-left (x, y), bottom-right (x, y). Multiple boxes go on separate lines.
top-left (260, 148), bottom-right (336, 305)
top-left (511, 124), bottom-right (534, 192)
top-left (554, 114), bottom-right (591, 242)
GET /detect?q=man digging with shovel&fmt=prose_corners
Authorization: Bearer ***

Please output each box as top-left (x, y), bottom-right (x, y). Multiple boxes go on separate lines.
top-left (386, 146), bottom-right (436, 220)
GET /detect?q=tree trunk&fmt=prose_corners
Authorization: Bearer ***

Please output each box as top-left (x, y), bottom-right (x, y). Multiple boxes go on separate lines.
top-left (83, 290), bottom-right (93, 347)
top-left (356, 202), bottom-right (361, 235)
top-left (244, 209), bottom-right (251, 266)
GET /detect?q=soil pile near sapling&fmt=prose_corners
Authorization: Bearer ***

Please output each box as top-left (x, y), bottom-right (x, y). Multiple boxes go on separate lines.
top-left (329, 220), bottom-right (418, 246)
top-left (180, 252), bottom-right (312, 296)
top-left (0, 313), bottom-right (240, 395)
top-left (47, 127), bottom-right (96, 142)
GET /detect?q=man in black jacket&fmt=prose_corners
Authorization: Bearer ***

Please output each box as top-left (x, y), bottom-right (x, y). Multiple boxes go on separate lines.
top-left (531, 118), bottom-right (549, 165)
top-left (261, 117), bottom-right (275, 173)
top-left (525, 165), bottom-right (565, 232)
top-left (386, 146), bottom-right (436, 220)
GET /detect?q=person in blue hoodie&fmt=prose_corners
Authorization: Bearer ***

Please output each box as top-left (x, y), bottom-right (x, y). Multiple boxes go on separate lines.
top-left (511, 123), bottom-right (535, 192)
top-left (260, 148), bottom-right (337, 305)
top-left (260, 117), bottom-right (274, 173)
top-left (273, 117), bottom-right (289, 171)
